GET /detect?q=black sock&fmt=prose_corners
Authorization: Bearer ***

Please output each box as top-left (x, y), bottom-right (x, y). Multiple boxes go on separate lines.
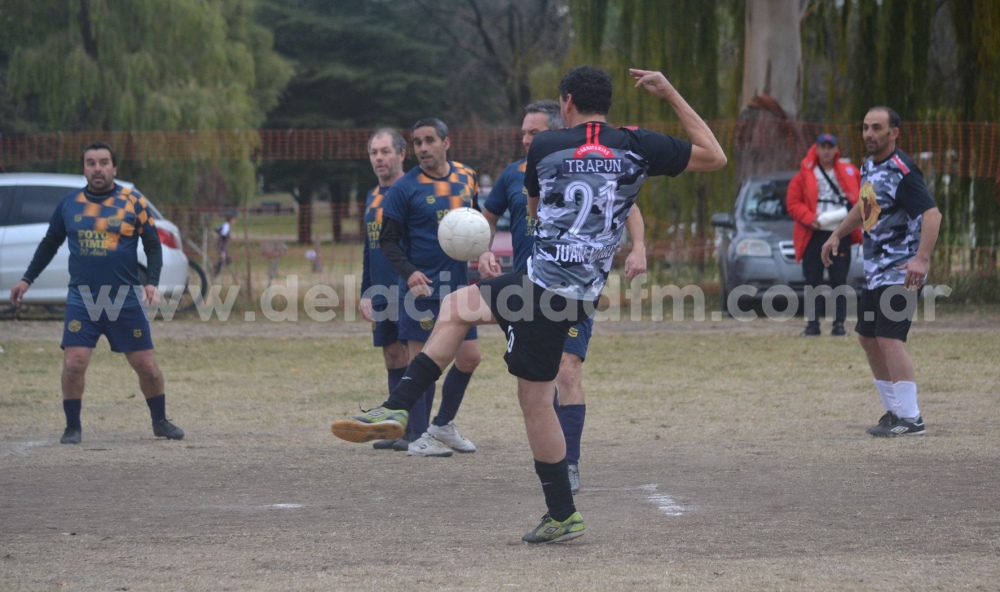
top-left (387, 367), bottom-right (406, 394)
top-left (534, 458), bottom-right (576, 522)
top-left (433, 366), bottom-right (472, 426)
top-left (384, 353), bottom-right (442, 411)
top-left (146, 394), bottom-right (166, 424)
top-left (63, 399), bottom-right (82, 429)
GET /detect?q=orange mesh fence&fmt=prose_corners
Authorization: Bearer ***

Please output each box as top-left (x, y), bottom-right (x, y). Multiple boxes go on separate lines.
top-left (2, 122), bottom-right (998, 179)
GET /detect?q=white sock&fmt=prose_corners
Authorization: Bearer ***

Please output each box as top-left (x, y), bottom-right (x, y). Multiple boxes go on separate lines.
top-left (893, 381), bottom-right (920, 420)
top-left (874, 379), bottom-right (896, 414)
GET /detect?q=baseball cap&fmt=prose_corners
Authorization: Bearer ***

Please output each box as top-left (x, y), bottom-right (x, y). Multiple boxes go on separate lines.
top-left (817, 133), bottom-right (837, 146)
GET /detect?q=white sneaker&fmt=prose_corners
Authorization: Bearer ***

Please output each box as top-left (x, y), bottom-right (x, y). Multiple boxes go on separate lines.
top-left (407, 433), bottom-right (453, 457)
top-left (427, 421), bottom-right (477, 453)
top-left (568, 463), bottom-right (580, 493)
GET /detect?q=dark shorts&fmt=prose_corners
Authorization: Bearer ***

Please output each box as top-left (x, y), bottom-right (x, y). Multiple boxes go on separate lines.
top-left (61, 303), bottom-right (154, 353)
top-left (479, 272), bottom-right (594, 382)
top-left (563, 317), bottom-right (594, 361)
top-left (397, 297), bottom-right (477, 343)
top-left (370, 300), bottom-right (401, 348)
top-left (855, 285), bottom-right (919, 342)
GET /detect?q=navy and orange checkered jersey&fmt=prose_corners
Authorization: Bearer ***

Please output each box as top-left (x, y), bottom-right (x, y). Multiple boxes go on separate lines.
top-left (22, 183), bottom-right (163, 308)
top-left (484, 158), bottom-right (536, 272)
top-left (525, 121), bottom-right (691, 301)
top-left (361, 183), bottom-right (401, 306)
top-left (381, 161), bottom-right (479, 300)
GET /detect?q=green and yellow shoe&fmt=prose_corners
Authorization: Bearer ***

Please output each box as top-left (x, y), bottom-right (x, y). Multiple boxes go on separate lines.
top-left (521, 512), bottom-right (586, 544)
top-left (331, 407), bottom-right (408, 443)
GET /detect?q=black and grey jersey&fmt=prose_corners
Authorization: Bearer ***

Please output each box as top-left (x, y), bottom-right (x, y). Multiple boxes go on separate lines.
top-left (525, 121), bottom-right (691, 300)
top-left (858, 149), bottom-right (936, 289)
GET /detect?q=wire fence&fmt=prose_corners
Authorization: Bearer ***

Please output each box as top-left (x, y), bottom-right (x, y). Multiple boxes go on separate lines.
top-left (3, 121), bottom-right (998, 302)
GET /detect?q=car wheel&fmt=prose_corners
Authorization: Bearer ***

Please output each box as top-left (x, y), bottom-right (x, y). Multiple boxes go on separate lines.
top-left (177, 261), bottom-right (207, 313)
top-left (719, 265), bottom-right (732, 314)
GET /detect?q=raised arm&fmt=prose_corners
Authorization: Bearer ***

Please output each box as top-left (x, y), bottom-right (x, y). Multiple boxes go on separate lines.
top-left (630, 69), bottom-right (727, 172)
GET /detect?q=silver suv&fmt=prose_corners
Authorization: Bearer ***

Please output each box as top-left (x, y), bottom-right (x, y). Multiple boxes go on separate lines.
top-left (0, 173), bottom-right (191, 305)
top-left (710, 171), bottom-right (864, 313)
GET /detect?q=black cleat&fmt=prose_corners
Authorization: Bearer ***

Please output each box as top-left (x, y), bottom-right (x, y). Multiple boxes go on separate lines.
top-left (60, 426), bottom-right (82, 445)
top-left (153, 419), bottom-right (185, 440)
top-left (867, 411), bottom-right (898, 435)
top-left (875, 416), bottom-right (926, 437)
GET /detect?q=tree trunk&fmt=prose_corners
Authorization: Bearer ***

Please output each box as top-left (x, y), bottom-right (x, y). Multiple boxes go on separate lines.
top-left (740, 0), bottom-right (803, 117)
top-left (736, 0), bottom-right (806, 181)
top-left (295, 185), bottom-right (313, 245)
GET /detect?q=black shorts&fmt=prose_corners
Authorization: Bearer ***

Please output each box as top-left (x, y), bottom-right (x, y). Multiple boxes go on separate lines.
top-left (478, 272), bottom-right (595, 382)
top-left (855, 285), bottom-right (919, 342)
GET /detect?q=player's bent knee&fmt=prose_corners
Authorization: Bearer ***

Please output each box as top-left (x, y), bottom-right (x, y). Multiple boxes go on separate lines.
top-left (455, 344), bottom-right (482, 371)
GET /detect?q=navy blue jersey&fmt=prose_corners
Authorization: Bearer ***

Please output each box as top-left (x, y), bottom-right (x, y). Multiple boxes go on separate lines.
top-left (362, 184), bottom-right (401, 306)
top-left (382, 161), bottom-right (479, 299)
top-left (484, 159), bottom-right (535, 271)
top-left (525, 122), bottom-right (691, 299)
top-left (35, 184), bottom-right (158, 308)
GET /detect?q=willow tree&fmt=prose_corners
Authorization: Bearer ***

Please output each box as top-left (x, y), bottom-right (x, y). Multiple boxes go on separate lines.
top-left (4, 0), bottom-right (292, 206)
top-left (568, 0), bottom-right (734, 274)
top-left (950, 0), bottom-right (1000, 269)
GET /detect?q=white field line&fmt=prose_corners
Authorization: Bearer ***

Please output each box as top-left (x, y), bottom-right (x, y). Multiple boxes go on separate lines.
top-left (583, 483), bottom-right (691, 516)
top-left (0, 440), bottom-right (49, 460)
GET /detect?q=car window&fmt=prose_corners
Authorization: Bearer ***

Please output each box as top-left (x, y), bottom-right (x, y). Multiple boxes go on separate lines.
top-left (15, 185), bottom-right (75, 225)
top-left (0, 186), bottom-right (16, 225)
top-left (742, 181), bottom-right (791, 221)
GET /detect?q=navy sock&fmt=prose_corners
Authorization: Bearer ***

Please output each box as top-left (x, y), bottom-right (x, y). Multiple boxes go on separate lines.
top-left (384, 353), bottom-right (441, 410)
top-left (535, 458), bottom-right (576, 522)
top-left (433, 366), bottom-right (472, 426)
top-left (387, 367), bottom-right (406, 395)
top-left (556, 404), bottom-right (586, 466)
top-left (407, 384), bottom-right (435, 440)
top-left (63, 399), bottom-right (82, 429)
top-left (146, 394), bottom-right (166, 424)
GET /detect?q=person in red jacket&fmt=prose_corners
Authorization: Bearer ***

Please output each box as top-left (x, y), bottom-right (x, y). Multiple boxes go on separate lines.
top-left (786, 133), bottom-right (862, 336)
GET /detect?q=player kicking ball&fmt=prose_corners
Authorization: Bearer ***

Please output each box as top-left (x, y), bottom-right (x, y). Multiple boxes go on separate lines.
top-left (332, 66), bottom-right (726, 543)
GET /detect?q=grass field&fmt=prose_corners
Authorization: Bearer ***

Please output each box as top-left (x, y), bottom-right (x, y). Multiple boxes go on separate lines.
top-left (1, 315), bottom-right (998, 590)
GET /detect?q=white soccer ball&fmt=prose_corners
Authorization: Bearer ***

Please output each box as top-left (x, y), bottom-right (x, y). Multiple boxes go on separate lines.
top-left (437, 207), bottom-right (491, 261)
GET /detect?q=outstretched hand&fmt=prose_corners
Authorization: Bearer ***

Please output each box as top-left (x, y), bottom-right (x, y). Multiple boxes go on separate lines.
top-left (630, 69), bottom-right (676, 100)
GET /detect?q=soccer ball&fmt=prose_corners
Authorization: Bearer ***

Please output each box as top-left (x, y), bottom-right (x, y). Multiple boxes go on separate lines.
top-left (437, 207), bottom-right (491, 261)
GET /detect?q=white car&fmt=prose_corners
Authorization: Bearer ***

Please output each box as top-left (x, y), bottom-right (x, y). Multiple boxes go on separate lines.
top-left (0, 173), bottom-right (191, 306)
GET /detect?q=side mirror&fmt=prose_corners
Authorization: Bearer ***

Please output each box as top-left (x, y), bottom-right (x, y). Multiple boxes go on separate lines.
top-left (710, 213), bottom-right (735, 229)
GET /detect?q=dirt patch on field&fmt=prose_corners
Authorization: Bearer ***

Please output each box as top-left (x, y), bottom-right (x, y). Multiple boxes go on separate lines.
top-left (1, 313), bottom-right (998, 591)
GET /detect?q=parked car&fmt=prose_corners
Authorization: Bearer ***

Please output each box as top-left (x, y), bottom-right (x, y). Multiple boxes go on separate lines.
top-left (466, 209), bottom-right (514, 284)
top-left (0, 173), bottom-right (192, 306)
top-left (709, 170), bottom-right (864, 312)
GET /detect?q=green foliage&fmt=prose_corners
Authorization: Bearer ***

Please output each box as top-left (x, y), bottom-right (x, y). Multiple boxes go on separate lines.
top-left (566, 0), bottom-right (738, 251)
top-left (257, 0), bottom-right (456, 206)
top-left (567, 0), bottom-right (999, 260)
top-left (3, 0), bottom-right (292, 204)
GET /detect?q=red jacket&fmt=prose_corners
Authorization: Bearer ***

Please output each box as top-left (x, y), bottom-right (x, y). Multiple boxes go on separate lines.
top-left (786, 143), bottom-right (862, 262)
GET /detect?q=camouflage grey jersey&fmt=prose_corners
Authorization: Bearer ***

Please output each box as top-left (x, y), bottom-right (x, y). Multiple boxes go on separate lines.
top-left (858, 149), bottom-right (936, 289)
top-left (525, 122), bottom-right (691, 300)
